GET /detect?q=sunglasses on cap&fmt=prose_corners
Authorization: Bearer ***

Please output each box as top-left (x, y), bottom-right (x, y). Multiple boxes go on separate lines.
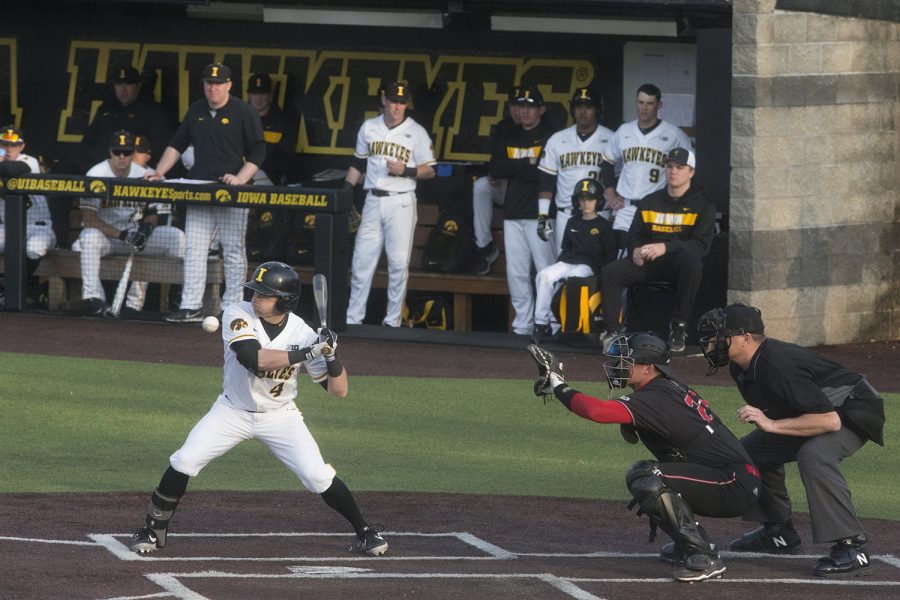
top-left (111, 149), bottom-right (133, 157)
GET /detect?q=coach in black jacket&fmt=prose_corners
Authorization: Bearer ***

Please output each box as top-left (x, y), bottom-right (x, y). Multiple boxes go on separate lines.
top-left (598, 147), bottom-right (715, 352)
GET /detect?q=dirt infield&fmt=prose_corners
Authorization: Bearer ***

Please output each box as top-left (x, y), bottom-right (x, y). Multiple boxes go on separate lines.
top-left (1, 312), bottom-right (899, 599)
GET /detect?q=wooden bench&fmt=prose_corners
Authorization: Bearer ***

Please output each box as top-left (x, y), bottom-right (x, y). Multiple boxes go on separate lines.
top-left (1, 250), bottom-right (224, 315)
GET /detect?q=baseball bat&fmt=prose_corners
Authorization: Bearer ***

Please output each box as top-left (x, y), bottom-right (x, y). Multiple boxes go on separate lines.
top-left (312, 273), bottom-right (328, 329)
top-left (108, 247), bottom-right (136, 317)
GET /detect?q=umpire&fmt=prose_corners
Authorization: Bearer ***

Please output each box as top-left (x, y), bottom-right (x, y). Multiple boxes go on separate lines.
top-left (533, 333), bottom-right (759, 582)
top-left (698, 304), bottom-right (885, 577)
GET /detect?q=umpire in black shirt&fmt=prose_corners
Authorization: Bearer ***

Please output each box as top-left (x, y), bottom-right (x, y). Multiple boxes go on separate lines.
top-left (698, 304), bottom-right (885, 577)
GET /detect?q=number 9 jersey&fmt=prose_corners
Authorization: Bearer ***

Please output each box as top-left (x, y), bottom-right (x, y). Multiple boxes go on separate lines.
top-left (221, 301), bottom-right (327, 412)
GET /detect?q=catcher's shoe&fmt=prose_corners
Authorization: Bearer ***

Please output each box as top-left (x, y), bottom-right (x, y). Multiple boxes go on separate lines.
top-left (674, 552), bottom-right (726, 582)
top-left (659, 541), bottom-right (686, 565)
top-left (730, 524), bottom-right (802, 554)
top-left (351, 525), bottom-right (388, 556)
top-left (814, 535), bottom-right (872, 577)
top-left (129, 525), bottom-right (164, 554)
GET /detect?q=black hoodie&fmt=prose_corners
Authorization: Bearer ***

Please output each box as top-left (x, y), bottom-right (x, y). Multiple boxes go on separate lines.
top-left (625, 183), bottom-right (716, 258)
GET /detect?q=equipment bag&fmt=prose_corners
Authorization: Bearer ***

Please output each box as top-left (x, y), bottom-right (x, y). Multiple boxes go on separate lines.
top-left (421, 212), bottom-right (476, 273)
top-left (551, 276), bottom-right (604, 346)
top-left (402, 293), bottom-right (451, 330)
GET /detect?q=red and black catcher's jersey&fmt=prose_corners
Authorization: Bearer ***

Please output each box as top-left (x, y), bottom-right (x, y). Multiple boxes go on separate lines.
top-left (616, 377), bottom-right (753, 468)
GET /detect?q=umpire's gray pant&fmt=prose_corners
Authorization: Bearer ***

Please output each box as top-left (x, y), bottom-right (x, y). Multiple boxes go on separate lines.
top-left (741, 427), bottom-right (867, 543)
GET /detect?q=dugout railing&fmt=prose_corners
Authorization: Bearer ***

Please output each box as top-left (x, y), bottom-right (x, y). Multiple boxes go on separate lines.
top-left (1, 173), bottom-right (352, 328)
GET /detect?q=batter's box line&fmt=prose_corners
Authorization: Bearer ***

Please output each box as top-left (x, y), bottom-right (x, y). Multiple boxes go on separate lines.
top-left (99, 570), bottom-right (603, 600)
top-left (89, 531), bottom-right (516, 562)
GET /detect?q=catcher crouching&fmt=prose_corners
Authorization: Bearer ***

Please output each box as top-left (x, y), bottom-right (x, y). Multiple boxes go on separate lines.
top-left (528, 334), bottom-right (760, 582)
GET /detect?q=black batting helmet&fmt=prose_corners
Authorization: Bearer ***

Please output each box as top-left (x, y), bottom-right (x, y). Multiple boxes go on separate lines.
top-left (570, 86), bottom-right (603, 117)
top-left (571, 178), bottom-right (602, 205)
top-left (603, 332), bottom-right (673, 389)
top-left (243, 261), bottom-right (300, 314)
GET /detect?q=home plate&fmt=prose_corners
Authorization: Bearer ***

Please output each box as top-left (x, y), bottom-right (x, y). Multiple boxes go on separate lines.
top-left (288, 566), bottom-right (373, 575)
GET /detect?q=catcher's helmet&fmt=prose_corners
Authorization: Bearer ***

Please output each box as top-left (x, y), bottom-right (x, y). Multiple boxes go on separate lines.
top-left (603, 332), bottom-right (673, 389)
top-left (243, 261), bottom-right (300, 313)
top-left (570, 86), bottom-right (603, 117)
top-left (571, 178), bottom-right (602, 205)
top-left (697, 304), bottom-right (765, 375)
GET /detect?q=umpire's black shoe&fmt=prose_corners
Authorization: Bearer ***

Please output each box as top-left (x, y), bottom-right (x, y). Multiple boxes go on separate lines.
top-left (673, 552), bottom-right (726, 582)
top-left (814, 535), bottom-right (872, 577)
top-left (730, 524), bottom-right (802, 554)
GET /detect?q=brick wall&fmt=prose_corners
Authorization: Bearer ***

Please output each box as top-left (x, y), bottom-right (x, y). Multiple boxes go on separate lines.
top-left (729, 0), bottom-right (899, 344)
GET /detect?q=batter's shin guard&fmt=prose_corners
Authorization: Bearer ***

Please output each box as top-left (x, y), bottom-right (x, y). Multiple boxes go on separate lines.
top-left (145, 488), bottom-right (179, 548)
top-left (658, 491), bottom-right (716, 554)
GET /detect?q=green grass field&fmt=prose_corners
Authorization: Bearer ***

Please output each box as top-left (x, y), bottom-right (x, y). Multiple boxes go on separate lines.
top-left (1, 353), bottom-right (896, 519)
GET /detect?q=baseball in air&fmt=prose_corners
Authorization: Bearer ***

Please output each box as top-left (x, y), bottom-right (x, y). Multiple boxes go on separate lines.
top-left (202, 316), bottom-right (220, 333)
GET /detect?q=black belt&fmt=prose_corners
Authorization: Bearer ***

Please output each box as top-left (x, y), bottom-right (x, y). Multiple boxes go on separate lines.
top-left (371, 189), bottom-right (409, 197)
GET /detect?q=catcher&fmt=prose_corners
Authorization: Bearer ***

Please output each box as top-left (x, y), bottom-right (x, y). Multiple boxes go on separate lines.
top-left (528, 334), bottom-right (759, 582)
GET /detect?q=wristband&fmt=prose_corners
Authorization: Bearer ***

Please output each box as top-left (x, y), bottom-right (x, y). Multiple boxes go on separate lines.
top-left (403, 166), bottom-right (417, 178)
top-left (287, 346), bottom-right (319, 364)
top-left (326, 355), bottom-right (343, 377)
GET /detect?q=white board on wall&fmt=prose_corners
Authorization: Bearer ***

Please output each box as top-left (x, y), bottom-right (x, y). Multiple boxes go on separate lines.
top-left (623, 42), bottom-right (697, 127)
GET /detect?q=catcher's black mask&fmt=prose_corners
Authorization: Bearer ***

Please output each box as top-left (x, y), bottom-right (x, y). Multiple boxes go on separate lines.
top-left (696, 304), bottom-right (765, 375)
top-left (603, 333), bottom-right (673, 389)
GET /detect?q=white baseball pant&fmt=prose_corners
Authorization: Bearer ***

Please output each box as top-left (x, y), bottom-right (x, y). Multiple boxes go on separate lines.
top-left (72, 225), bottom-right (185, 309)
top-left (169, 397), bottom-right (336, 493)
top-left (504, 218), bottom-right (557, 335)
top-left (180, 205), bottom-right (249, 312)
top-left (346, 191), bottom-right (416, 327)
top-left (0, 222), bottom-right (56, 260)
top-left (472, 176), bottom-right (506, 248)
top-left (534, 261), bottom-right (594, 331)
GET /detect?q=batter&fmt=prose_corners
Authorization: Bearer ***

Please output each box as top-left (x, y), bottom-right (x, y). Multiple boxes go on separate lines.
top-left (129, 261), bottom-right (388, 556)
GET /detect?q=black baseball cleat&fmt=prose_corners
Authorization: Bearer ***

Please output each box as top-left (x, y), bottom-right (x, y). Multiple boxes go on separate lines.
top-left (129, 525), bottom-right (163, 554)
top-left (674, 551), bottom-right (726, 582)
top-left (659, 541), bottom-right (686, 565)
top-left (350, 525), bottom-right (388, 556)
top-left (165, 308), bottom-right (203, 323)
top-left (82, 297), bottom-right (108, 316)
top-left (669, 318), bottom-right (687, 353)
top-left (730, 524), bottom-right (802, 554)
top-left (472, 242), bottom-right (500, 275)
top-left (814, 535), bottom-right (872, 577)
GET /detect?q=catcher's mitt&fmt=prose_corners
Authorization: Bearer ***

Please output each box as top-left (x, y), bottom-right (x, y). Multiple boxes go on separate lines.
top-left (527, 343), bottom-right (564, 403)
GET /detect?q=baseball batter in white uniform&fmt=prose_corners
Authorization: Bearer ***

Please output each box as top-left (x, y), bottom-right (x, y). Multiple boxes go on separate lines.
top-left (538, 87), bottom-right (614, 254)
top-left (0, 126), bottom-right (56, 281)
top-left (146, 63), bottom-right (266, 323)
top-left (600, 83), bottom-right (692, 234)
top-left (344, 81), bottom-right (436, 327)
top-left (129, 262), bottom-right (388, 556)
top-left (72, 130), bottom-right (184, 315)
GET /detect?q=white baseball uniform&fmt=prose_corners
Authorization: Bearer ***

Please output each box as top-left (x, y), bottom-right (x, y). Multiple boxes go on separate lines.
top-left (472, 175), bottom-right (506, 248)
top-left (0, 153), bottom-right (56, 260)
top-left (538, 123), bottom-right (614, 252)
top-left (168, 301), bottom-right (336, 493)
top-left (72, 160), bottom-right (185, 309)
top-left (346, 114), bottom-right (436, 327)
top-left (602, 119), bottom-right (691, 230)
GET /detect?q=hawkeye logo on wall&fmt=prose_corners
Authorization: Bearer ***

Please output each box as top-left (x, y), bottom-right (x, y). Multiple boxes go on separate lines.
top-left (215, 189), bottom-right (232, 203)
top-left (56, 41), bottom-right (593, 161)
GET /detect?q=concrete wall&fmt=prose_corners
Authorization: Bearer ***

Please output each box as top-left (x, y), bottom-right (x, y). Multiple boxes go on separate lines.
top-left (730, 0), bottom-right (899, 345)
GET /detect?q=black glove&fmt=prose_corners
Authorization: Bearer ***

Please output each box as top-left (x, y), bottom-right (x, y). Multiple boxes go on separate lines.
top-left (537, 215), bottom-right (553, 242)
top-left (119, 221), bottom-right (154, 251)
top-left (318, 327), bottom-right (338, 357)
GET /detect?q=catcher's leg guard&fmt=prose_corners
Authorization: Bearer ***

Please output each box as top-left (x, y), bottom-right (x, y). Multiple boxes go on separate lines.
top-left (625, 460), bottom-right (716, 554)
top-left (144, 488), bottom-right (179, 548)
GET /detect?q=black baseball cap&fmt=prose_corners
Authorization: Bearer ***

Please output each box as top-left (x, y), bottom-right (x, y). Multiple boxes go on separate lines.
top-left (723, 304), bottom-right (765, 335)
top-left (515, 85), bottom-right (544, 106)
top-left (571, 86), bottom-right (601, 107)
top-left (666, 147), bottom-right (696, 168)
top-left (202, 63), bottom-right (232, 83)
top-left (134, 134), bottom-right (151, 154)
top-left (247, 73), bottom-right (273, 93)
top-left (507, 86), bottom-right (521, 104)
top-left (109, 129), bottom-right (135, 151)
top-left (0, 125), bottom-right (25, 144)
top-left (384, 81), bottom-right (410, 104)
top-left (111, 64), bottom-right (141, 84)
